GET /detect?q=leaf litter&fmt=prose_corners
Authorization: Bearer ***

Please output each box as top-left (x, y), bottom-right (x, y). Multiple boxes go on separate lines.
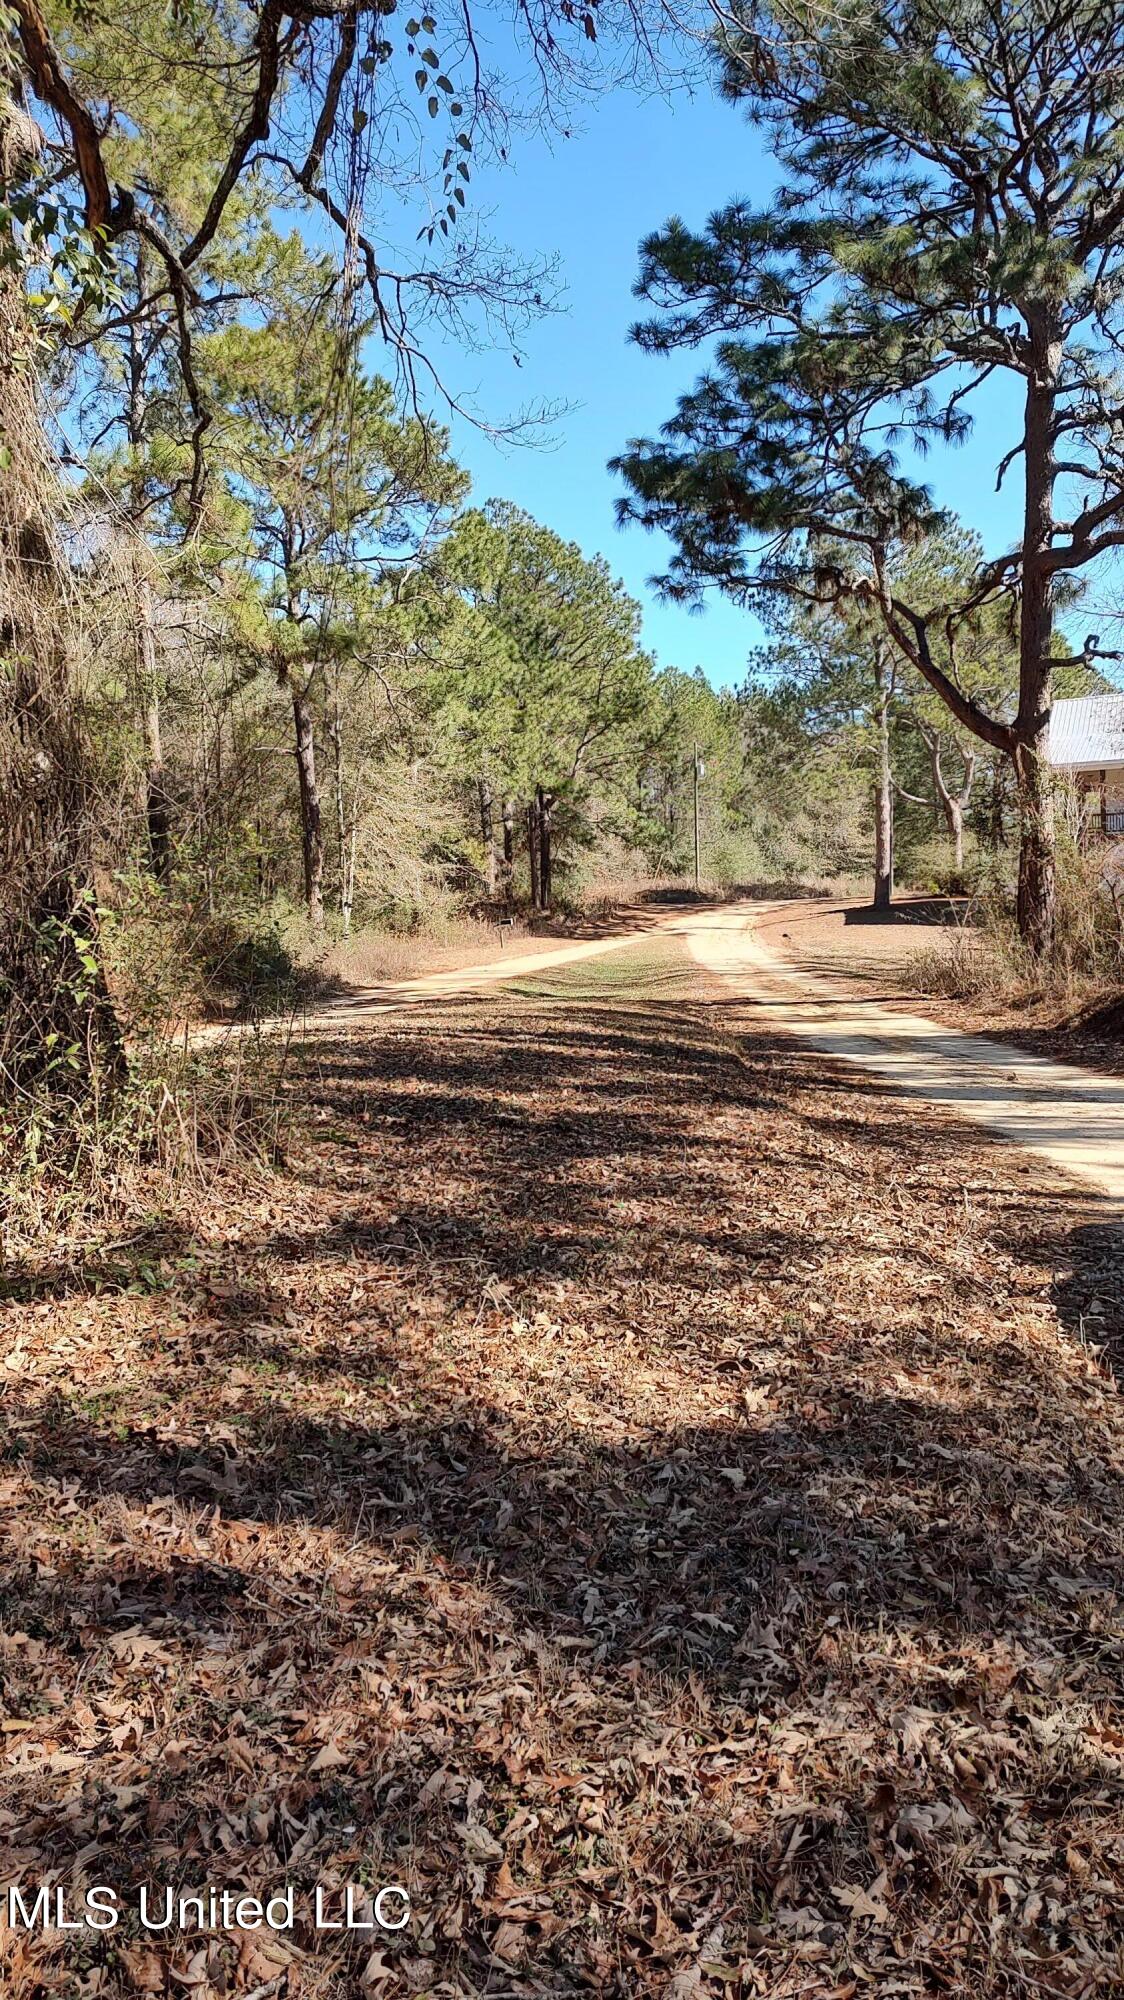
top-left (2, 935), bottom-right (1124, 1997)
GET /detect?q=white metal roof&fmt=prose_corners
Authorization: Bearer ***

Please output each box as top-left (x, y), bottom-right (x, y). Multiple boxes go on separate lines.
top-left (1047, 693), bottom-right (1124, 770)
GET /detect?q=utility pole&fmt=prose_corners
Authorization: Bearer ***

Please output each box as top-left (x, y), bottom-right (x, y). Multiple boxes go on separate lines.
top-left (693, 742), bottom-right (703, 889)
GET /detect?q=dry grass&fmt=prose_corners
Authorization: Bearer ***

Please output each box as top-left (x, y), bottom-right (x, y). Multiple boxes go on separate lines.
top-left (3, 934), bottom-right (1124, 1997)
top-left (0, 1035), bottom-right (293, 1272)
top-left (902, 886), bottom-right (1124, 1075)
top-left (307, 884), bottom-right (697, 990)
top-left (904, 843), bottom-right (1124, 1010)
top-left (908, 923), bottom-right (1006, 1000)
top-left (314, 912), bottom-right (529, 988)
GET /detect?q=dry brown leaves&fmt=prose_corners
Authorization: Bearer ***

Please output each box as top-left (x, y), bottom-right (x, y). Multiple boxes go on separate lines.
top-left (2, 936), bottom-right (1124, 1998)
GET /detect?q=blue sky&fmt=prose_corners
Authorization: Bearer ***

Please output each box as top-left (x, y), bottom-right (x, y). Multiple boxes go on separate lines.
top-left (393, 39), bottom-right (1032, 690)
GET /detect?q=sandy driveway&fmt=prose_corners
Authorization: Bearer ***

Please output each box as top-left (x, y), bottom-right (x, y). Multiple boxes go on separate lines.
top-left (285, 896), bottom-right (1124, 1206)
top-left (687, 902), bottom-right (1124, 1208)
top-left (313, 907), bottom-right (696, 1019)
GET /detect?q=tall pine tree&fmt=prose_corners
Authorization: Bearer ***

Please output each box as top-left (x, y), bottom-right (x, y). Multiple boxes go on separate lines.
top-left (615, 0), bottom-right (1124, 953)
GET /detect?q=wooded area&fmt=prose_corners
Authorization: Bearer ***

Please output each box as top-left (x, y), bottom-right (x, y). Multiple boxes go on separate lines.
top-left (5, 0), bottom-right (1124, 1174)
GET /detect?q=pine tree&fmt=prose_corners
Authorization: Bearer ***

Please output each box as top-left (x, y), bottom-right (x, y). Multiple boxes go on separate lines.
top-left (632, 669), bottom-right (745, 881)
top-left (433, 502), bottom-right (654, 910)
top-left (0, 0), bottom-right (610, 1093)
top-left (614, 0), bottom-right (1124, 954)
top-left (203, 247), bottom-right (467, 926)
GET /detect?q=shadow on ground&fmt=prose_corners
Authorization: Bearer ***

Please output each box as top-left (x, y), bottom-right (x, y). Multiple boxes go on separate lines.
top-left (3, 952), bottom-right (1124, 1996)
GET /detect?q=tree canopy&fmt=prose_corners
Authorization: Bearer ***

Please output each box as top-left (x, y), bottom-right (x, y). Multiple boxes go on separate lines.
top-left (436, 502), bottom-right (653, 797)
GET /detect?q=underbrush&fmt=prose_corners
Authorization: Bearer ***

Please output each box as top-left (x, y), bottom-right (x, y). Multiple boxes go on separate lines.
top-left (312, 907), bottom-right (519, 987)
top-left (742, 870), bottom-right (872, 900)
top-left (909, 915), bottom-right (1017, 1001)
top-left (1, 1029), bottom-right (292, 1264)
top-left (2, 877), bottom-right (295, 1253)
top-left (900, 832), bottom-right (979, 900)
top-left (102, 876), bottom-right (303, 1024)
top-left (581, 862), bottom-right (871, 912)
top-left (908, 839), bottom-right (1124, 1011)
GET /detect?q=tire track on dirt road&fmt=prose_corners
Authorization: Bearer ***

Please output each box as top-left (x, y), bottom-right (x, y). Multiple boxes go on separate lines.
top-left (684, 901), bottom-right (1124, 1208)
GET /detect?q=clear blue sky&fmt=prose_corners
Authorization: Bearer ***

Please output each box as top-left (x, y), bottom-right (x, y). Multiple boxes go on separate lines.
top-left (392, 47), bottom-right (1031, 690)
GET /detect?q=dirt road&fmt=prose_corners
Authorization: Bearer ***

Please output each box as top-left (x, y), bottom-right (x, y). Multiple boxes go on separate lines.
top-left (686, 901), bottom-right (1124, 1207)
top-left (324, 897), bottom-right (1124, 1207)
top-left (319, 902), bottom-right (694, 1018)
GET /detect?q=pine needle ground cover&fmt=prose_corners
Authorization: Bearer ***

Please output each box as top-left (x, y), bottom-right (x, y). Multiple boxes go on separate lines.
top-left (2, 936), bottom-right (1123, 1998)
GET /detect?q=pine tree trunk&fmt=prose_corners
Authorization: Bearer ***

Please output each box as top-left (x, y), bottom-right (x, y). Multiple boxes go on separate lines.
top-left (923, 728), bottom-right (972, 878)
top-left (989, 758), bottom-right (1007, 849)
top-left (1013, 320), bottom-right (1060, 956)
top-left (527, 797), bottom-right (541, 912)
top-left (501, 796), bottom-right (514, 904)
top-left (478, 775), bottom-right (496, 896)
top-left (343, 823), bottom-right (357, 937)
top-left (502, 797), bottom-right (514, 869)
top-left (136, 572), bottom-right (170, 881)
top-left (328, 701), bottom-right (353, 933)
top-left (290, 680), bottom-right (324, 928)
top-left (948, 797), bottom-right (964, 875)
top-left (1014, 731), bottom-right (1055, 957)
top-left (538, 785), bottom-right (553, 913)
top-left (872, 643), bottom-right (893, 911)
top-left (125, 253), bottom-right (170, 887)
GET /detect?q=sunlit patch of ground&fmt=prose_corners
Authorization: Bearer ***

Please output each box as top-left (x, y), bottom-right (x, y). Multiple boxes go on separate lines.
top-left (759, 894), bottom-right (1124, 1074)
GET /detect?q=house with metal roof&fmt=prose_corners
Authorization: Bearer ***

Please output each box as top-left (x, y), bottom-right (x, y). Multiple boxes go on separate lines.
top-left (1048, 693), bottom-right (1124, 837)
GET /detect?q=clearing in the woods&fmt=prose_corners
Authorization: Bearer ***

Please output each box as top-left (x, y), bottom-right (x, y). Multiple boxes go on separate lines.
top-left (3, 908), bottom-right (1124, 1998)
